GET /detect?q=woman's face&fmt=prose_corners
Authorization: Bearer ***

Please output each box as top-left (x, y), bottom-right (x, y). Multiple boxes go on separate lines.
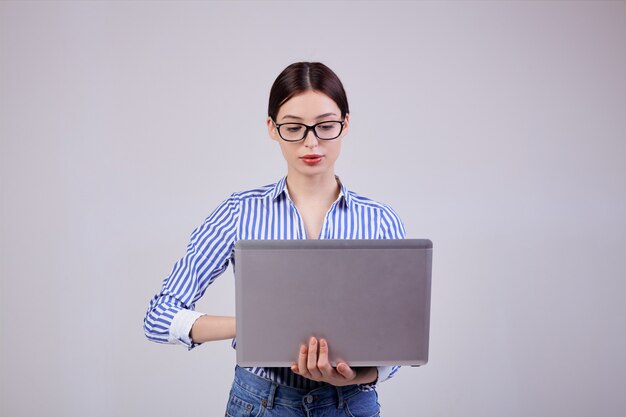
top-left (267, 90), bottom-right (350, 180)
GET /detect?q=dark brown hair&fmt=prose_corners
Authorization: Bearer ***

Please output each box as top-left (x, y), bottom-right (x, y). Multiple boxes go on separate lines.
top-left (268, 62), bottom-right (349, 121)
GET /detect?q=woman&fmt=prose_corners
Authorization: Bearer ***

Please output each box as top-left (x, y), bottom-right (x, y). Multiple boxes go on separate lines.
top-left (144, 62), bottom-right (406, 416)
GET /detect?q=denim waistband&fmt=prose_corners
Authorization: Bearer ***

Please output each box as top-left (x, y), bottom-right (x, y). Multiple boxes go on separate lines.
top-left (233, 365), bottom-right (363, 410)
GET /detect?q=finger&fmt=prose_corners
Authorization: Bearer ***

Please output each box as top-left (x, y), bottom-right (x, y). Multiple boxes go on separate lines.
top-left (307, 337), bottom-right (322, 379)
top-left (317, 339), bottom-right (335, 378)
top-left (336, 362), bottom-right (356, 381)
top-left (297, 344), bottom-right (310, 377)
top-left (291, 358), bottom-right (299, 374)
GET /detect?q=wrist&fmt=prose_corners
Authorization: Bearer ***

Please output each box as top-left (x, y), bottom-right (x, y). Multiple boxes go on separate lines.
top-left (356, 367), bottom-right (378, 385)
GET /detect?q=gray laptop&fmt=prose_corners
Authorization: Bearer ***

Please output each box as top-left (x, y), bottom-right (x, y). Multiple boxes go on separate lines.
top-left (234, 239), bottom-right (432, 367)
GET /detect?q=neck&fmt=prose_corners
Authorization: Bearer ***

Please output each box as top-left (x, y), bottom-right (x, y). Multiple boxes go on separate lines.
top-left (285, 171), bottom-right (340, 207)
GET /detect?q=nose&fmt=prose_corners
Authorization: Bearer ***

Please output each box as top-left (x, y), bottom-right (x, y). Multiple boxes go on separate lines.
top-left (303, 127), bottom-right (319, 148)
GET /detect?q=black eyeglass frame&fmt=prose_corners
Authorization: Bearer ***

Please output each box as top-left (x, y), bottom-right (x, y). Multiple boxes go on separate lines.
top-left (272, 119), bottom-right (346, 142)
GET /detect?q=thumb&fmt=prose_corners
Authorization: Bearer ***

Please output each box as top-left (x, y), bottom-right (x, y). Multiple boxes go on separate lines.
top-left (336, 362), bottom-right (356, 380)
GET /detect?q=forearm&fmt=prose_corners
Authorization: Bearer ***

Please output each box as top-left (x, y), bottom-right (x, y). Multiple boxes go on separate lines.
top-left (353, 367), bottom-right (378, 385)
top-left (190, 315), bottom-right (236, 343)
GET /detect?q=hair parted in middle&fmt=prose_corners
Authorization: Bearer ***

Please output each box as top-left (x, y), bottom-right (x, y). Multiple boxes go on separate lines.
top-left (268, 62), bottom-right (350, 121)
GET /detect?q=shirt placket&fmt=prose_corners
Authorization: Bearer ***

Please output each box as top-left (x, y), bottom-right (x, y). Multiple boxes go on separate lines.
top-left (319, 201), bottom-right (339, 240)
top-left (288, 200), bottom-right (307, 239)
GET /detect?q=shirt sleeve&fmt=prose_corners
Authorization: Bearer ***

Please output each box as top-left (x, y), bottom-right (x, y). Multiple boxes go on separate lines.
top-left (376, 365), bottom-right (401, 384)
top-left (378, 204), bottom-right (406, 240)
top-left (376, 205), bottom-right (406, 384)
top-left (143, 195), bottom-right (240, 349)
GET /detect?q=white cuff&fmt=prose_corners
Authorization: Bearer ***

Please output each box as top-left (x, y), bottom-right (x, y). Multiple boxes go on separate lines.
top-left (169, 309), bottom-right (206, 347)
top-left (376, 366), bottom-right (395, 385)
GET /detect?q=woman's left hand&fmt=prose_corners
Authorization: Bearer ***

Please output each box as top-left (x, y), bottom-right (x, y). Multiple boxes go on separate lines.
top-left (291, 337), bottom-right (377, 386)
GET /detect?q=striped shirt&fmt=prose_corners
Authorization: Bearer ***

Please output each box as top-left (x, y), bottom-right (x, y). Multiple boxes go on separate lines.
top-left (144, 176), bottom-right (406, 391)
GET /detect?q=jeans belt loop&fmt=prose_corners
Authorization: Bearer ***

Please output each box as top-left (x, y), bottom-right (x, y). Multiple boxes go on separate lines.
top-left (336, 386), bottom-right (345, 409)
top-left (266, 381), bottom-right (278, 409)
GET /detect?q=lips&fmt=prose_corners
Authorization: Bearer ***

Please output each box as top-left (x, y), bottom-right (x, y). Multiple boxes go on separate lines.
top-left (300, 154), bottom-right (324, 165)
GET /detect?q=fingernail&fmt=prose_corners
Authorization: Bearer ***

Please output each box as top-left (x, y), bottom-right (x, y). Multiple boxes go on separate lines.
top-left (311, 337), bottom-right (316, 345)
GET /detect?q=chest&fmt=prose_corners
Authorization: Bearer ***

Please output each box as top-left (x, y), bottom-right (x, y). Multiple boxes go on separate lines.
top-left (296, 206), bottom-right (329, 240)
top-left (236, 198), bottom-right (381, 240)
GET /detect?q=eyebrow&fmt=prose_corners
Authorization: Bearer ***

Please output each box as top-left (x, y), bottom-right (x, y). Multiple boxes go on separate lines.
top-left (280, 112), bottom-right (338, 121)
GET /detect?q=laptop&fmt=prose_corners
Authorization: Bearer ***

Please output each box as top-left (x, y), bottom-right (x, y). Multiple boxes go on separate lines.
top-left (234, 239), bottom-right (432, 367)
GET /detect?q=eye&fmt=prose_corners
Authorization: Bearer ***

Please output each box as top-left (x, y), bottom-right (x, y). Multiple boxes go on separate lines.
top-left (318, 124), bottom-right (335, 131)
top-left (285, 125), bottom-right (303, 133)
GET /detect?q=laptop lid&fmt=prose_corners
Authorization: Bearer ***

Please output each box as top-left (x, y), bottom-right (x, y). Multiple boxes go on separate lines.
top-left (234, 239), bottom-right (432, 367)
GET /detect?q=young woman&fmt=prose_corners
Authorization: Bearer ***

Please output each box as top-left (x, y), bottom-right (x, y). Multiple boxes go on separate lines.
top-left (144, 62), bottom-right (406, 416)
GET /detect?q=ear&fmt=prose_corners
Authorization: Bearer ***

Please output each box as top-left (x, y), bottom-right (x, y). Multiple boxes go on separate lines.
top-left (267, 117), bottom-right (280, 142)
top-left (341, 113), bottom-right (350, 138)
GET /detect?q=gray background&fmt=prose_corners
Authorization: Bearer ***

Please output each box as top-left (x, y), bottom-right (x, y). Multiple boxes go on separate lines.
top-left (1, 1), bottom-right (624, 416)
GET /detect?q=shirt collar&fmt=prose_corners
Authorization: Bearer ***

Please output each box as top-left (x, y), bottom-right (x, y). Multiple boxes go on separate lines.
top-left (271, 176), bottom-right (352, 208)
top-left (271, 176), bottom-right (289, 200)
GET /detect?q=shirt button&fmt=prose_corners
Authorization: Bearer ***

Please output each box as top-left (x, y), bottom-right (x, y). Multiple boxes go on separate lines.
top-left (305, 395), bottom-right (313, 404)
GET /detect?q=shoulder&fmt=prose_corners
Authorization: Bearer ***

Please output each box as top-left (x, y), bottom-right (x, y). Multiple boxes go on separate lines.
top-left (346, 189), bottom-right (401, 216)
top-left (345, 188), bottom-right (406, 238)
top-left (202, 181), bottom-right (277, 220)
top-left (209, 181), bottom-right (279, 215)
top-left (229, 182), bottom-right (277, 201)
top-left (194, 182), bottom-right (278, 236)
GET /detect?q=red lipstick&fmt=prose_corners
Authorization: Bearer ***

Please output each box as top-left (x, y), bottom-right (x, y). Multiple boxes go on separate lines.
top-left (300, 154), bottom-right (323, 165)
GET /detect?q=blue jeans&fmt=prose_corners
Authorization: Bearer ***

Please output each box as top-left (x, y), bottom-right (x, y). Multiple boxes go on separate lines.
top-left (225, 366), bottom-right (381, 417)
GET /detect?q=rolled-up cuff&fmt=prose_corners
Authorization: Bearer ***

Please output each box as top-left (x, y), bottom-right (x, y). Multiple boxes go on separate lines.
top-left (376, 366), bottom-right (396, 384)
top-left (169, 309), bottom-right (206, 348)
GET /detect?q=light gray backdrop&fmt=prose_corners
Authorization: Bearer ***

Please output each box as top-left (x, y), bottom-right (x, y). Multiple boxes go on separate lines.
top-left (1, 1), bottom-right (624, 416)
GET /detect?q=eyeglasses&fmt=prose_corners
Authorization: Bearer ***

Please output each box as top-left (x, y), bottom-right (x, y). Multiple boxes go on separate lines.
top-left (273, 120), bottom-right (345, 142)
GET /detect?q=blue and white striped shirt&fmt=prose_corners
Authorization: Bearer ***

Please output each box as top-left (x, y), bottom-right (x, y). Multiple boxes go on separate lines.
top-left (144, 176), bottom-right (406, 391)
